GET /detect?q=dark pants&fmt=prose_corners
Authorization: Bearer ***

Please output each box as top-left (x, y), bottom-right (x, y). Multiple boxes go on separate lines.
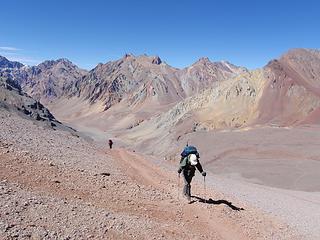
top-left (182, 169), bottom-right (195, 199)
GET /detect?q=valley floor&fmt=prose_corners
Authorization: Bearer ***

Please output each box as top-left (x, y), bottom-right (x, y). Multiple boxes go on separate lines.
top-left (0, 110), bottom-right (313, 239)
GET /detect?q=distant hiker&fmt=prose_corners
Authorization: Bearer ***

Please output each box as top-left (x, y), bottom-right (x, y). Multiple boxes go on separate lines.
top-left (178, 145), bottom-right (206, 202)
top-left (108, 139), bottom-right (113, 149)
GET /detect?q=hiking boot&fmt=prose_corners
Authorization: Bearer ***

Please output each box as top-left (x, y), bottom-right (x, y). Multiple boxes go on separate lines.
top-left (187, 195), bottom-right (191, 201)
top-left (182, 193), bottom-right (191, 203)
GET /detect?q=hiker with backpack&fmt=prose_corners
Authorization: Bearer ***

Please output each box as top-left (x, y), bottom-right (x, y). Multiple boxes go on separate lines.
top-left (178, 145), bottom-right (206, 202)
top-left (108, 139), bottom-right (113, 149)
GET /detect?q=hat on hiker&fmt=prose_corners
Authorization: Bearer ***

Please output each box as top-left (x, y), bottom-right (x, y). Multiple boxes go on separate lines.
top-left (189, 154), bottom-right (198, 166)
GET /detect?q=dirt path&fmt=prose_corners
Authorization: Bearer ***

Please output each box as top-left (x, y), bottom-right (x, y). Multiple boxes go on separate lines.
top-left (107, 148), bottom-right (299, 240)
top-left (112, 148), bottom-right (242, 239)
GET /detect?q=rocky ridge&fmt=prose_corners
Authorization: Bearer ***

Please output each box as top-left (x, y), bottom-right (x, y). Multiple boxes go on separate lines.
top-left (0, 55), bottom-right (23, 69)
top-left (0, 56), bottom-right (87, 104)
top-left (0, 73), bottom-right (58, 125)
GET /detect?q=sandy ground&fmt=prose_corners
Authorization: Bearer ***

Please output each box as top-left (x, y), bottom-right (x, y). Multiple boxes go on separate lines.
top-left (210, 175), bottom-right (320, 239)
top-left (158, 126), bottom-right (320, 239)
top-left (182, 126), bottom-right (320, 192)
top-left (0, 110), bottom-right (302, 239)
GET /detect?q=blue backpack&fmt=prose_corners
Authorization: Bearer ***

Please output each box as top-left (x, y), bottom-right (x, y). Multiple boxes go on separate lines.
top-left (180, 145), bottom-right (200, 159)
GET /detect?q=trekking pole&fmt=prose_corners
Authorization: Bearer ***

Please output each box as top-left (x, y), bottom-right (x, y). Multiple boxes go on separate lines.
top-left (178, 174), bottom-right (180, 200)
top-left (203, 176), bottom-right (206, 203)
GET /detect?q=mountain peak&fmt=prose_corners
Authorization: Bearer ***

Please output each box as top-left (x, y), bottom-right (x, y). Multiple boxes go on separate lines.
top-left (119, 54), bottom-right (164, 66)
top-left (123, 53), bottom-right (134, 59)
top-left (0, 55), bottom-right (24, 69)
top-left (280, 48), bottom-right (320, 60)
top-left (38, 58), bottom-right (76, 69)
top-left (56, 58), bottom-right (73, 64)
top-left (151, 56), bottom-right (162, 65)
top-left (195, 57), bottom-right (211, 65)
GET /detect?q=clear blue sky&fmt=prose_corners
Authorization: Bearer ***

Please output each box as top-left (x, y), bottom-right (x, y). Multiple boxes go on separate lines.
top-left (0, 0), bottom-right (319, 70)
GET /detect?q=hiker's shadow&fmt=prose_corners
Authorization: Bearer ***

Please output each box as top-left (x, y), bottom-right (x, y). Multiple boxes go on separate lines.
top-left (191, 196), bottom-right (245, 211)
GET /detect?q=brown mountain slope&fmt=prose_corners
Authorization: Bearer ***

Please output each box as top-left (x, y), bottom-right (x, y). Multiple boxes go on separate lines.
top-left (178, 57), bottom-right (247, 96)
top-left (117, 69), bottom-right (266, 155)
top-left (117, 48), bottom-right (320, 156)
top-left (49, 54), bottom-right (245, 131)
top-left (257, 49), bottom-right (320, 125)
top-left (65, 55), bottom-right (246, 110)
top-left (49, 54), bottom-right (185, 131)
top-left (0, 57), bottom-right (87, 103)
top-left (18, 59), bottom-right (87, 104)
top-left (4, 49), bottom-right (320, 135)
top-left (66, 54), bottom-right (185, 111)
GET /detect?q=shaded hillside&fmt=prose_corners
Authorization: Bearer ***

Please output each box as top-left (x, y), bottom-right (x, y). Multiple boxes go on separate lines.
top-left (0, 73), bottom-right (61, 127)
top-left (0, 55), bottom-right (23, 69)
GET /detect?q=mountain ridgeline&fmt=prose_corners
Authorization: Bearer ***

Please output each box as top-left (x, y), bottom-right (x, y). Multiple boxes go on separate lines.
top-left (1, 48), bottom-right (320, 137)
top-left (65, 54), bottom-right (245, 111)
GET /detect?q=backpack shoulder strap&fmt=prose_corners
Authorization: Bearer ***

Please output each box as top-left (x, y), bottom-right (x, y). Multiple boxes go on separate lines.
top-left (179, 156), bottom-right (188, 168)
